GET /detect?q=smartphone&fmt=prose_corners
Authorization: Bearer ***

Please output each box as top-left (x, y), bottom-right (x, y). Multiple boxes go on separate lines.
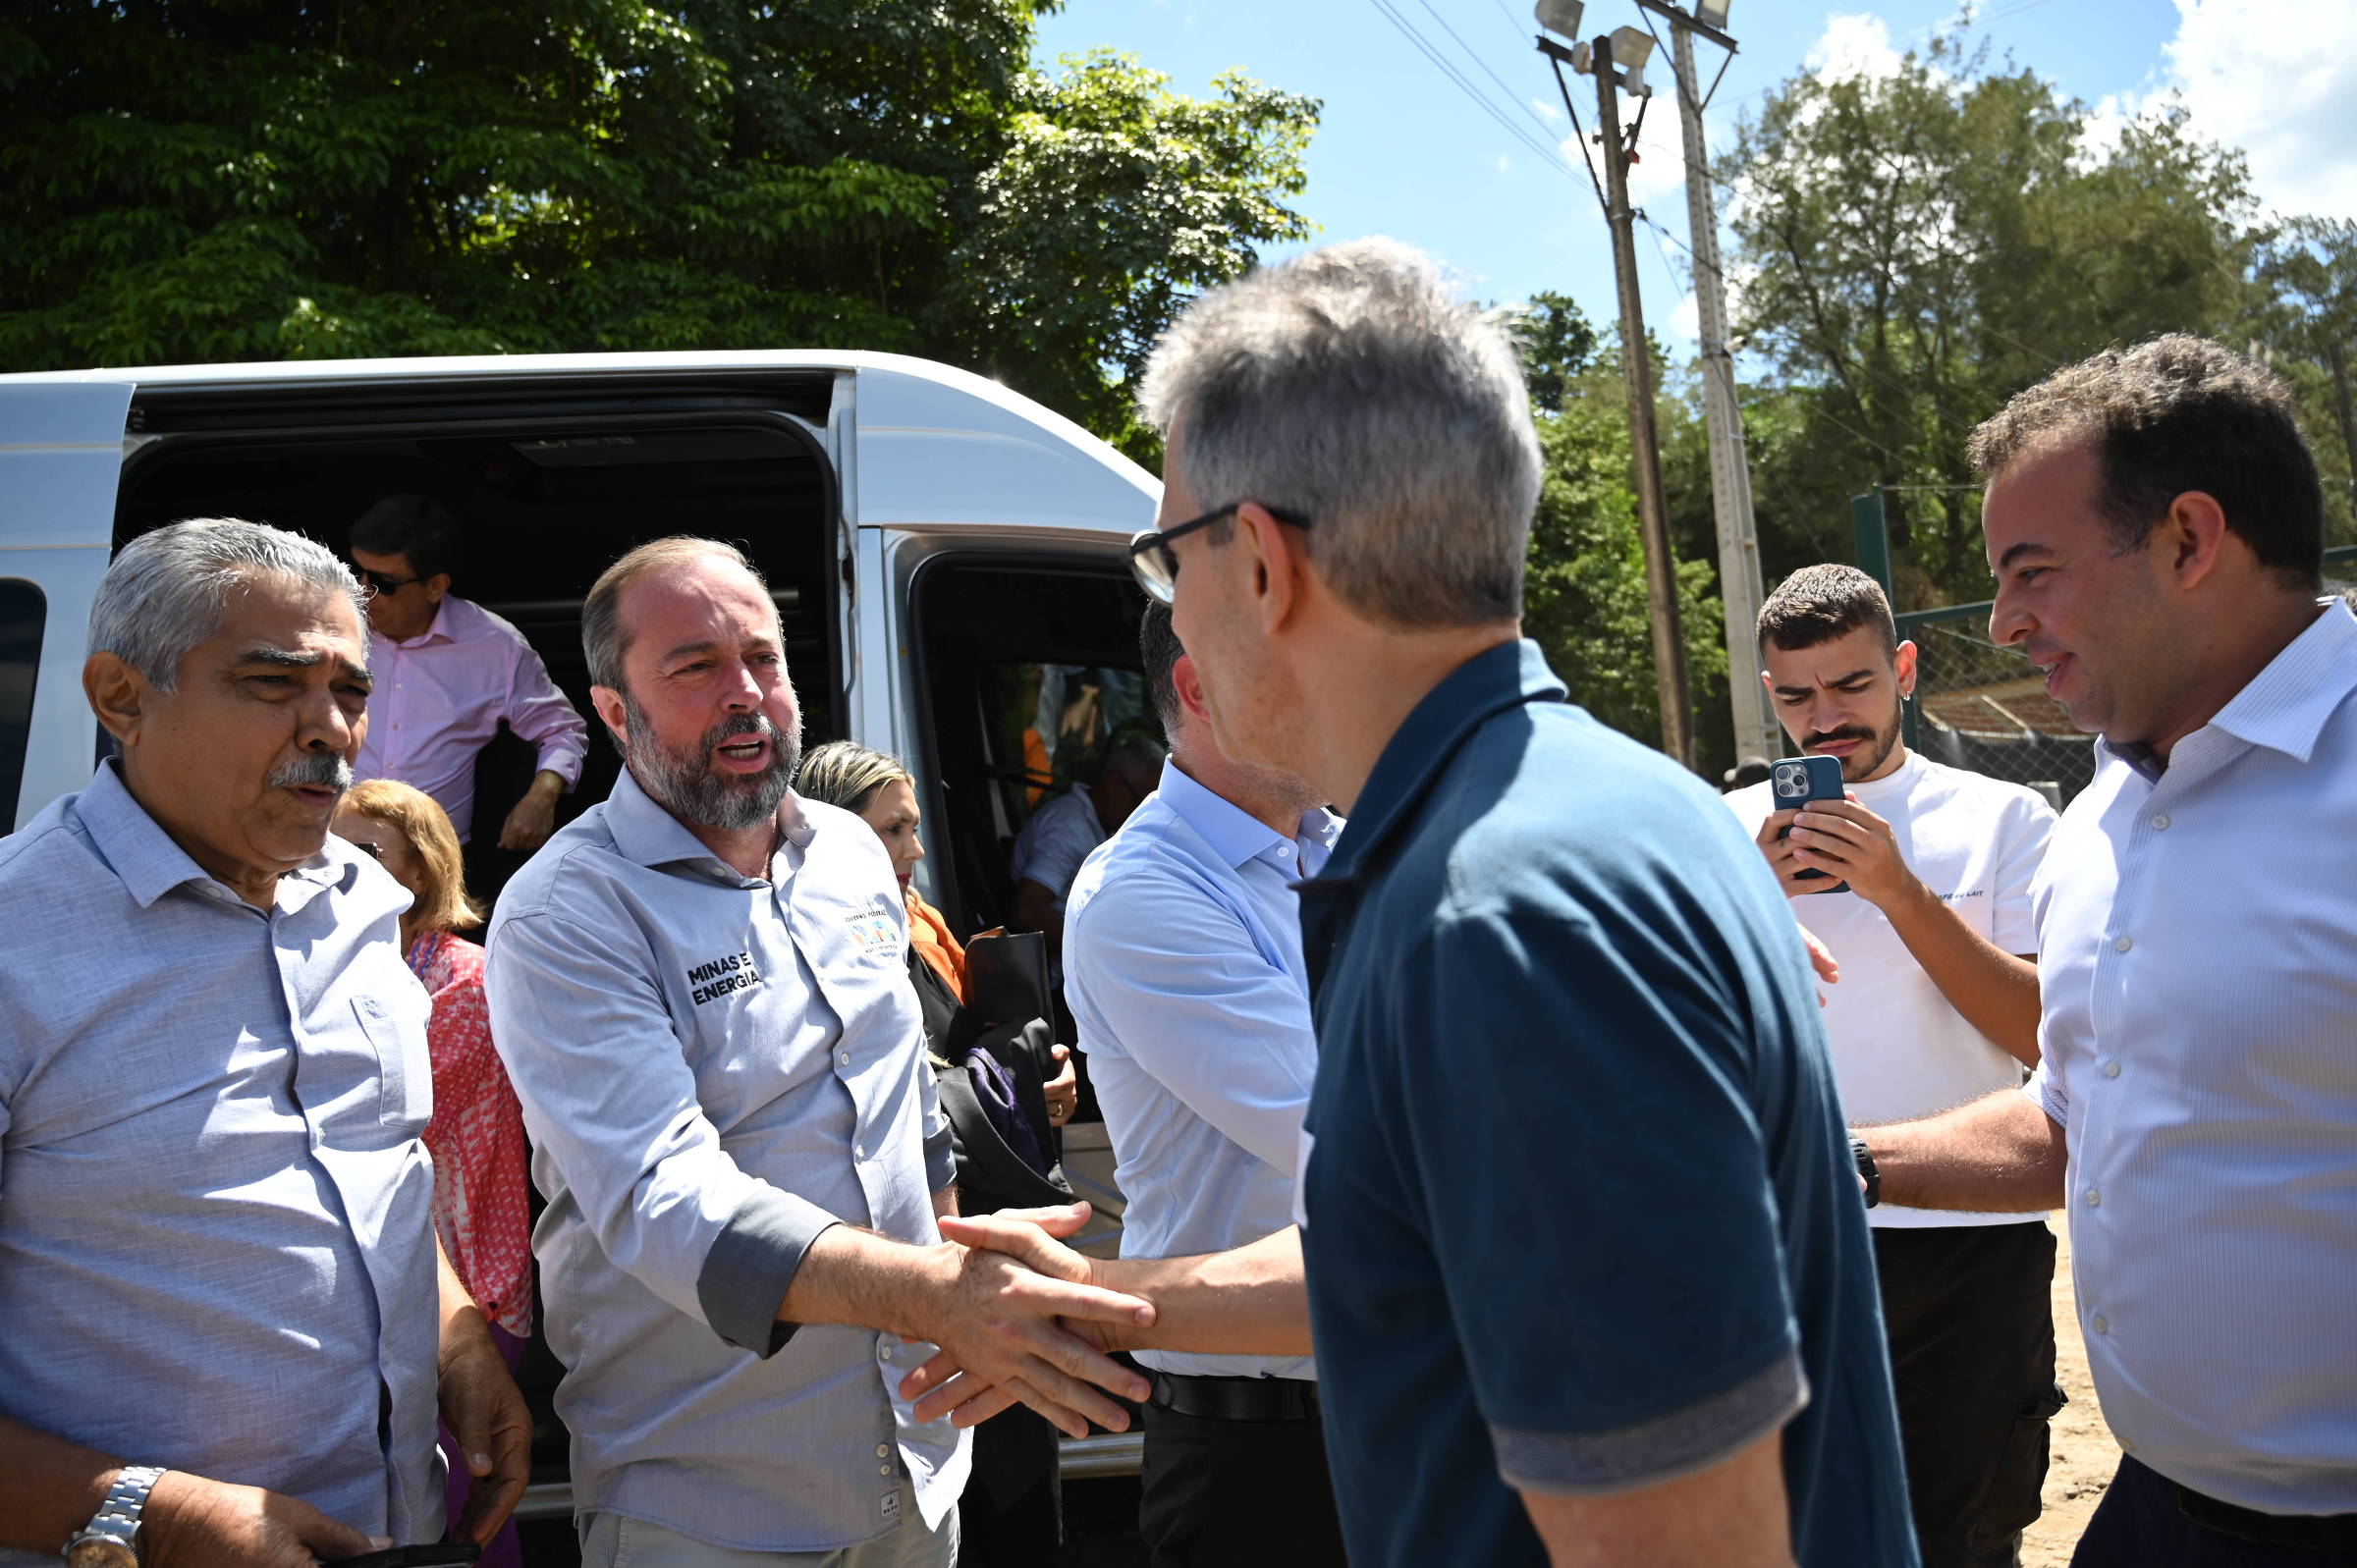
top-left (332, 1547), bottom-right (481, 1567)
top-left (1771, 755), bottom-right (1850, 893)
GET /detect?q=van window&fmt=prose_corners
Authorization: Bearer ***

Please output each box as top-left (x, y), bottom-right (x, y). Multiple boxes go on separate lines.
top-left (910, 557), bottom-right (1152, 933)
top-left (0, 578), bottom-right (44, 828)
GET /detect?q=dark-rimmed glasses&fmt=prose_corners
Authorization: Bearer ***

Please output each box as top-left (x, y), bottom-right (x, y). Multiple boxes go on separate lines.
top-left (1127, 502), bottom-right (1311, 605)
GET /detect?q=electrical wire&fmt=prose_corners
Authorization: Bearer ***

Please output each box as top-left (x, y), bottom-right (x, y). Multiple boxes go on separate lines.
top-left (1414, 0), bottom-right (1566, 147)
top-left (1363, 0), bottom-right (1572, 174)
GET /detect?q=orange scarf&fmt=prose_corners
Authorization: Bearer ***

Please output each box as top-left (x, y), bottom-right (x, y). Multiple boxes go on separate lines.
top-left (906, 884), bottom-right (967, 1002)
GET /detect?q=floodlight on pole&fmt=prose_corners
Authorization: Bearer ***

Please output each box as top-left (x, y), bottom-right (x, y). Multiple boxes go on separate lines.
top-left (1533, 0), bottom-right (1585, 42)
top-left (1696, 0), bottom-right (1730, 29)
top-left (1608, 26), bottom-right (1656, 94)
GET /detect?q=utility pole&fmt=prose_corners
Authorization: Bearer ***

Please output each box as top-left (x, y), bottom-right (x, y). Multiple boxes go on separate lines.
top-left (1658, 4), bottom-right (1779, 763)
top-left (1592, 33), bottom-right (1695, 769)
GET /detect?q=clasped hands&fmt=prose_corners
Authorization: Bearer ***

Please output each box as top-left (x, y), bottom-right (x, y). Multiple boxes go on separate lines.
top-left (903, 1203), bottom-right (1141, 1436)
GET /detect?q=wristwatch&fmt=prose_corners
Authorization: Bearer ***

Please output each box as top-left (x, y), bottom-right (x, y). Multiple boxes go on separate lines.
top-left (1850, 1135), bottom-right (1882, 1210)
top-left (63, 1465), bottom-right (164, 1568)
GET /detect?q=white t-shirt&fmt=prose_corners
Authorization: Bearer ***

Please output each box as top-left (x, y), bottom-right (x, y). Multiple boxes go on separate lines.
top-left (1727, 750), bottom-right (2056, 1228)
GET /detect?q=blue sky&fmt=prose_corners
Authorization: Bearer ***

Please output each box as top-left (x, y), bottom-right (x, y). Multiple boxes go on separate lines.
top-left (1034, 0), bottom-right (2357, 351)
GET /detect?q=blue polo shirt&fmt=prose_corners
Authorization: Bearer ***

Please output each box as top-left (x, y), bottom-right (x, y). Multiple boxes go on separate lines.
top-left (1296, 640), bottom-right (1914, 1568)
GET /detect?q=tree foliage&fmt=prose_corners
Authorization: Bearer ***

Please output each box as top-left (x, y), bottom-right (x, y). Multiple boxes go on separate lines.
top-left (1723, 33), bottom-right (2266, 604)
top-left (0, 1), bottom-right (1315, 448)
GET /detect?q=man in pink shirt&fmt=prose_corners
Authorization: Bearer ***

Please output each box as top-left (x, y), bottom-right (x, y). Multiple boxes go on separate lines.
top-left (349, 496), bottom-right (589, 849)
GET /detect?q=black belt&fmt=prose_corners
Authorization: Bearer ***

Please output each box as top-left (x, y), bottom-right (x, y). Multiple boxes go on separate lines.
top-left (1147, 1372), bottom-right (1320, 1424)
top-left (2170, 1477), bottom-right (2357, 1554)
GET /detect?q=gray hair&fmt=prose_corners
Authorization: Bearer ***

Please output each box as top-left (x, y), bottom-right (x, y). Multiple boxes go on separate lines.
top-left (1102, 733), bottom-right (1166, 790)
top-left (582, 536), bottom-right (766, 695)
top-left (88, 518), bottom-right (364, 691)
top-left (1136, 237), bottom-right (1542, 628)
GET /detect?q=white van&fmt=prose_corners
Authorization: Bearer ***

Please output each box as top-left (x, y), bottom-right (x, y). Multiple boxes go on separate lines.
top-left (0, 350), bottom-right (1158, 1500)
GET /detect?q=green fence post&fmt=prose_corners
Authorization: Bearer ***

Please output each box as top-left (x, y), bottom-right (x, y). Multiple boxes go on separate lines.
top-left (1851, 489), bottom-right (1893, 602)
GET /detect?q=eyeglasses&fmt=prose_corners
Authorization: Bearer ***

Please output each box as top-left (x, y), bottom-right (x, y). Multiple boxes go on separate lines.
top-left (1127, 502), bottom-right (1312, 605)
top-left (352, 566), bottom-right (423, 596)
top-left (347, 838), bottom-right (384, 861)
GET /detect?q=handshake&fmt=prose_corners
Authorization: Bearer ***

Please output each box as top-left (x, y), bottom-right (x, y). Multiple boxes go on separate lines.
top-left (875, 1203), bottom-right (1309, 1439)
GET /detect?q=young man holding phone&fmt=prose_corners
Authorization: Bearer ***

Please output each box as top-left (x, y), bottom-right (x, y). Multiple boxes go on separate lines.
top-left (1725, 564), bottom-right (2058, 1568)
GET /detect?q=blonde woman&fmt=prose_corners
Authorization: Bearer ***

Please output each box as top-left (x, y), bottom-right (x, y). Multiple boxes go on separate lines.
top-left (334, 780), bottom-right (532, 1568)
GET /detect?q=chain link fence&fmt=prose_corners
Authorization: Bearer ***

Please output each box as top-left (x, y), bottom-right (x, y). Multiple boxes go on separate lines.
top-left (1895, 545), bottom-right (2357, 808)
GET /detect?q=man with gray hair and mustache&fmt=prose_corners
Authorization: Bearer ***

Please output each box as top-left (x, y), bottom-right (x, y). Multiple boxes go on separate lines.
top-left (483, 537), bottom-right (1155, 1568)
top-left (0, 518), bottom-right (531, 1568)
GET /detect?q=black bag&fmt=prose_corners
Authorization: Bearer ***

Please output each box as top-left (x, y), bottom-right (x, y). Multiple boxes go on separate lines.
top-left (906, 941), bottom-right (1071, 1217)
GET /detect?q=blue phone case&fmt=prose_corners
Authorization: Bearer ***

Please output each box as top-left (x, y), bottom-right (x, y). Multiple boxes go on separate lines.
top-left (1771, 755), bottom-right (1849, 891)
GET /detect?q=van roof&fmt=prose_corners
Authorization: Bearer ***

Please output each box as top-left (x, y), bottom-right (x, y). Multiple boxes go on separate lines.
top-left (0, 350), bottom-right (1160, 537)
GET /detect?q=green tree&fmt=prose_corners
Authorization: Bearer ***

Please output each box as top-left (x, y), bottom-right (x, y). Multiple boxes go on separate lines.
top-left (1725, 33), bottom-right (2262, 605)
top-left (0, 2), bottom-right (1315, 447)
top-left (2255, 217), bottom-right (2357, 522)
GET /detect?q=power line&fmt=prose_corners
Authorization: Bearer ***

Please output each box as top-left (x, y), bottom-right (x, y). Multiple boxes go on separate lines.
top-left (1414, 0), bottom-right (1565, 146)
top-left (1363, 0), bottom-right (1571, 174)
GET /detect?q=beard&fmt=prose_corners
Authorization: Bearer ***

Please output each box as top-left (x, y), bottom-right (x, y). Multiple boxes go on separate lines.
top-left (622, 693), bottom-right (801, 833)
top-left (1807, 710), bottom-right (1902, 784)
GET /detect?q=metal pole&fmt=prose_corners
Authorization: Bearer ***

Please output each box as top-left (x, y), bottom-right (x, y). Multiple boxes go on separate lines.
top-left (1670, 20), bottom-right (1777, 764)
top-left (1595, 35), bottom-right (1696, 769)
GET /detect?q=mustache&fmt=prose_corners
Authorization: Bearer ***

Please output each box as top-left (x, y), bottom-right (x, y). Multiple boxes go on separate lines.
top-left (266, 751), bottom-right (354, 794)
top-left (707, 711), bottom-right (776, 749)
top-left (1806, 727), bottom-right (1877, 746)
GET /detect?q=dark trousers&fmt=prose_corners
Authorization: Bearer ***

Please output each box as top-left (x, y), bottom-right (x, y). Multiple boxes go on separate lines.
top-left (1137, 1391), bottom-right (1346, 1568)
top-left (2072, 1457), bottom-right (2357, 1565)
top-left (958, 1405), bottom-right (1063, 1566)
top-left (1875, 1221), bottom-right (2062, 1568)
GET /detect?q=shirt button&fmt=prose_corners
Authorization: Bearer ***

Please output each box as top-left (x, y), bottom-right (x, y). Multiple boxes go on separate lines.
top-left (2112, 936), bottom-right (2133, 953)
top-left (839, 1051), bottom-right (851, 1067)
top-left (2151, 813), bottom-right (2170, 831)
top-left (2092, 1314), bottom-right (2109, 1334)
top-left (854, 1143), bottom-right (865, 1159)
top-left (2102, 1060), bottom-right (2121, 1078)
top-left (880, 1343), bottom-right (894, 1361)
top-left (876, 1443), bottom-right (891, 1459)
top-left (2085, 1188), bottom-right (2102, 1207)
top-left (879, 1464), bottom-right (893, 1477)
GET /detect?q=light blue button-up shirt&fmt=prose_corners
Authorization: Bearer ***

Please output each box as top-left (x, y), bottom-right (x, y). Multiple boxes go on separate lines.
top-left (0, 763), bottom-right (444, 1565)
top-left (484, 769), bottom-right (967, 1552)
top-left (1065, 760), bottom-right (1340, 1380)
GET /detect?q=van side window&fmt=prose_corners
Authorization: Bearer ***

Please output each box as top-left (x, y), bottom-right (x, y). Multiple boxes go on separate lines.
top-left (0, 578), bottom-right (45, 827)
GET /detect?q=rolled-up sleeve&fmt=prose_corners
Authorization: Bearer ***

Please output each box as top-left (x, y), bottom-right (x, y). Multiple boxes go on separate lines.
top-left (1067, 868), bottom-right (1316, 1174)
top-left (502, 641), bottom-right (589, 787)
top-left (485, 911), bottom-right (837, 1356)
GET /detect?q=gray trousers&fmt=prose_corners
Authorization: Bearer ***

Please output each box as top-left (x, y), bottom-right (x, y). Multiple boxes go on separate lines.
top-left (578, 1506), bottom-right (959, 1568)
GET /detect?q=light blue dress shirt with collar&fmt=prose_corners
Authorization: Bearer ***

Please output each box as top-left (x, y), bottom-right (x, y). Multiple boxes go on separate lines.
top-left (0, 762), bottom-right (444, 1565)
top-left (1064, 759), bottom-right (1341, 1381)
top-left (484, 768), bottom-right (966, 1553)
top-left (2026, 599), bottom-right (2357, 1514)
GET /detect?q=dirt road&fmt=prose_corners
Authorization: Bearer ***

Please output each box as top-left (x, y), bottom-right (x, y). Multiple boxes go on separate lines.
top-left (2022, 1218), bottom-right (2121, 1565)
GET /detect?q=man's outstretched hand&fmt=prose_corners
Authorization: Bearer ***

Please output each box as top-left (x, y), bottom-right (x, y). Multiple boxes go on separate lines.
top-left (899, 1206), bottom-right (1126, 1430)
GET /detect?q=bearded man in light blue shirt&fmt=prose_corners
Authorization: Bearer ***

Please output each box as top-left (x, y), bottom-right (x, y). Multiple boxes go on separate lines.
top-left (1063, 601), bottom-right (1346, 1568)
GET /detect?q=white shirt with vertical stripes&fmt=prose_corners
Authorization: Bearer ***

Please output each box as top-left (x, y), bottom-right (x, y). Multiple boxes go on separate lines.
top-left (2027, 599), bottom-right (2357, 1515)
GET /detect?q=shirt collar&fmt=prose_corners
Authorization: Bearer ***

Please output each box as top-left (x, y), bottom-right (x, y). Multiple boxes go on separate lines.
top-left (390, 595), bottom-right (459, 649)
top-left (2094, 600), bottom-right (2357, 774)
top-left (1155, 754), bottom-right (1339, 867)
top-left (1327, 638), bottom-right (1566, 877)
top-left (73, 759), bottom-right (345, 911)
top-left (602, 764), bottom-right (815, 879)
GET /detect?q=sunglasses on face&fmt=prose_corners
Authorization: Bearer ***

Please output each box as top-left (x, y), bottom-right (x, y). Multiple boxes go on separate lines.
top-left (1127, 502), bottom-right (1313, 605)
top-left (352, 566), bottom-right (423, 596)
top-left (348, 838), bottom-right (384, 861)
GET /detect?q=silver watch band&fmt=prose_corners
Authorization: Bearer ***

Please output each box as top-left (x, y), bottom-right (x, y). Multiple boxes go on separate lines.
top-left (67, 1465), bottom-right (165, 1562)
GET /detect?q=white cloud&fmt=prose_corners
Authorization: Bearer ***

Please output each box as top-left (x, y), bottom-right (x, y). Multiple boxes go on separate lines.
top-left (1498, 152), bottom-right (1512, 174)
top-left (2146, 0), bottom-right (2357, 218)
top-left (1806, 14), bottom-right (1903, 83)
top-left (1671, 290), bottom-right (1701, 345)
top-left (1533, 95), bottom-right (1563, 126)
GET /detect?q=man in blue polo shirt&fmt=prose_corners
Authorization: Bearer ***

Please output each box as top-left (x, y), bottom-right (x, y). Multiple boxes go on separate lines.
top-left (1110, 240), bottom-right (1910, 1567)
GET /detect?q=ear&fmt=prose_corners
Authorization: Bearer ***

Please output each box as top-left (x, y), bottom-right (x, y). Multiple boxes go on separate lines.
top-left (590, 683), bottom-right (630, 747)
top-left (1173, 653), bottom-right (1213, 726)
top-left (1235, 502), bottom-right (1305, 635)
top-left (82, 652), bottom-right (149, 749)
top-left (423, 572), bottom-right (453, 606)
top-left (1893, 639), bottom-right (1919, 700)
top-left (2159, 490), bottom-right (2231, 590)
